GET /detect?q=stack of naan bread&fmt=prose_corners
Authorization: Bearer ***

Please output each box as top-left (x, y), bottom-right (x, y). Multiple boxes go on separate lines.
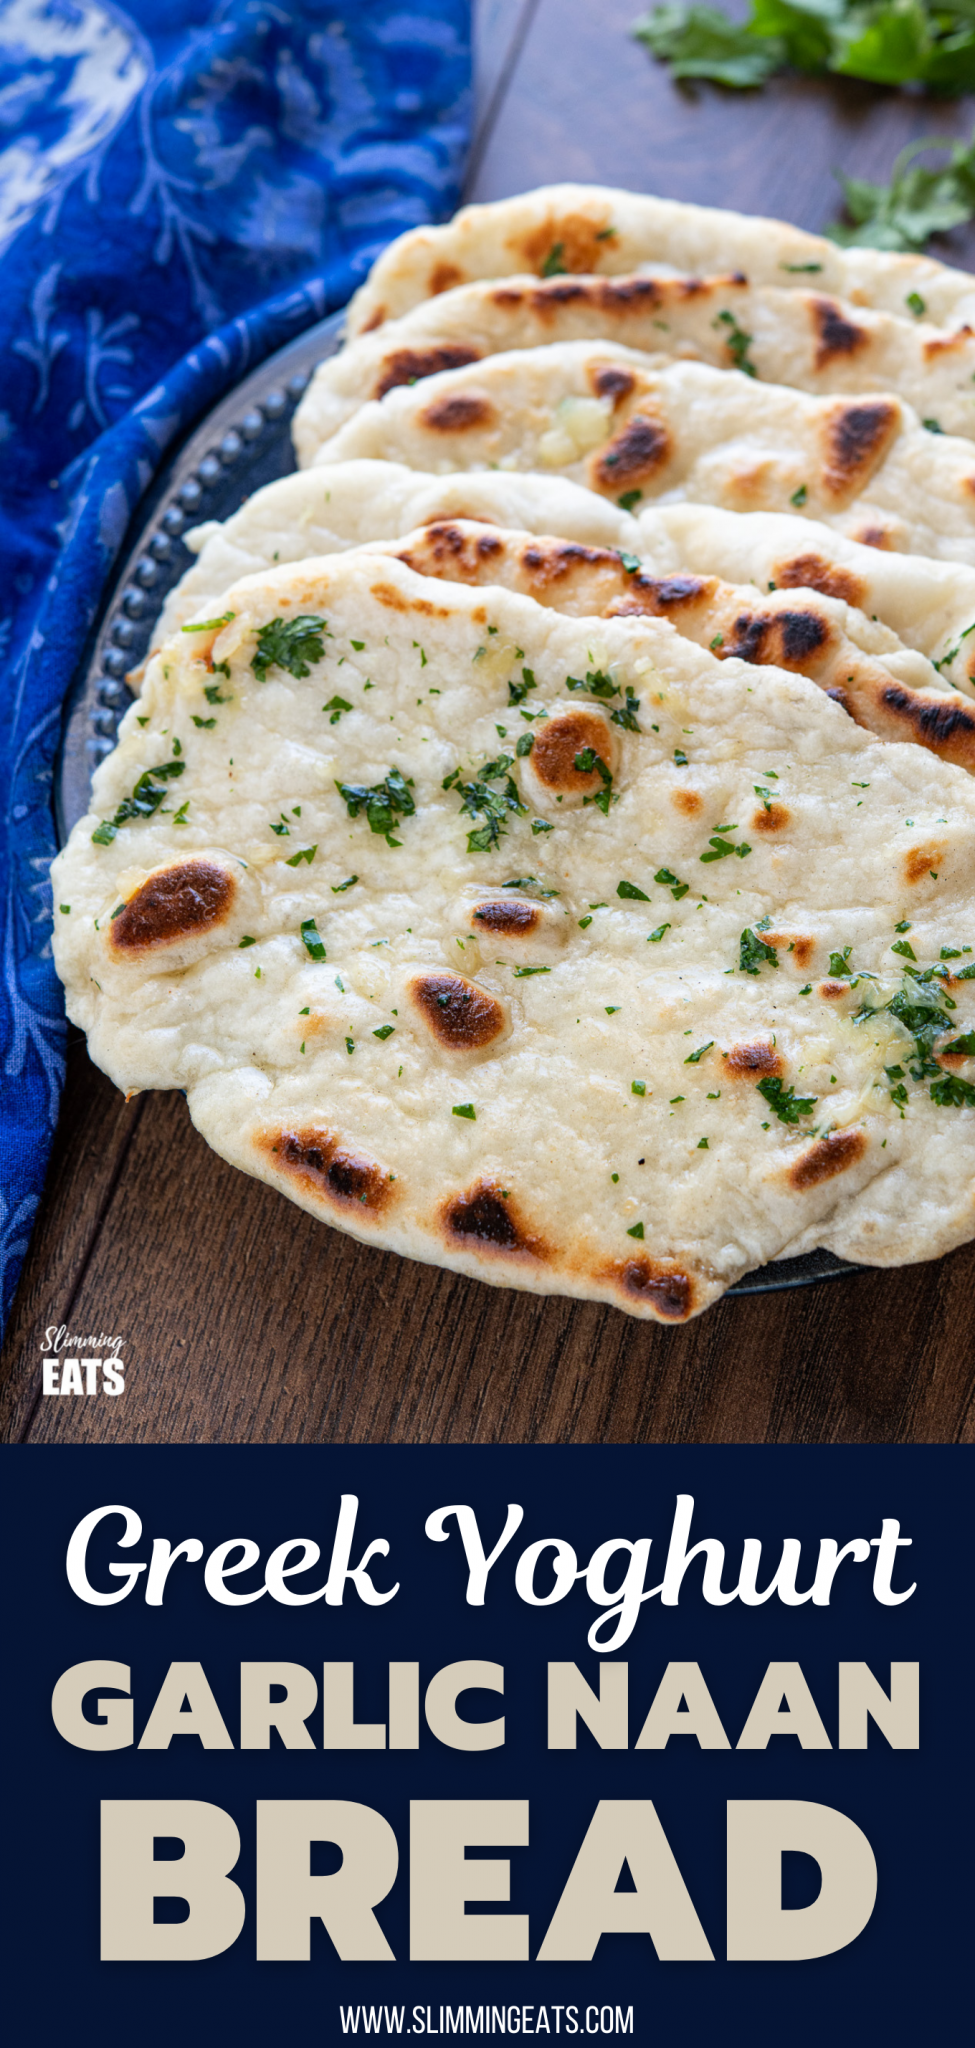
top-left (54, 185), bottom-right (975, 1323)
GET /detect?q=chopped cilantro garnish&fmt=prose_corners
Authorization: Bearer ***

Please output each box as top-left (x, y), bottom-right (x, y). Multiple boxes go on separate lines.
top-left (191, 714), bottom-right (216, 729)
top-left (626, 1221), bottom-right (645, 1239)
top-left (567, 668), bottom-right (619, 701)
top-left (239, 936), bottom-right (256, 948)
top-left (940, 1030), bottom-right (975, 1057)
top-left (515, 732), bottom-right (534, 757)
top-left (655, 866), bottom-right (689, 901)
top-left (323, 695), bottom-right (352, 724)
top-left (373, 1024), bottom-right (395, 1040)
top-left (714, 308), bottom-right (755, 377)
top-left (757, 1076), bottom-right (817, 1124)
top-left (674, 748), bottom-right (689, 765)
top-left (575, 748), bottom-right (614, 814)
top-left (605, 1006), bottom-right (620, 1015)
top-left (513, 965), bottom-right (551, 977)
top-left (685, 1041), bottom-right (714, 1064)
top-left (541, 240), bottom-right (567, 277)
top-left (617, 879), bottom-right (649, 902)
top-left (698, 1137), bottom-right (709, 1148)
top-left (182, 611), bottom-right (235, 631)
top-left (891, 937), bottom-right (917, 961)
top-left (350, 640), bottom-right (365, 651)
top-left (617, 550), bottom-right (642, 573)
top-left (701, 833), bottom-right (751, 863)
top-left (618, 489), bottom-right (642, 511)
top-left (894, 919), bottom-right (912, 932)
top-left (508, 667), bottom-right (537, 706)
top-left (286, 845), bottom-right (317, 866)
top-left (445, 753), bottom-right (526, 852)
top-left (337, 768), bottom-right (415, 845)
top-left (798, 983), bottom-right (812, 995)
top-left (452, 1102), bottom-right (476, 1119)
top-left (345, 1037), bottom-right (355, 1055)
top-left (91, 759), bottom-right (185, 844)
top-left (204, 683), bottom-right (231, 705)
top-left (648, 922), bottom-right (671, 942)
top-left (532, 819), bottom-right (554, 834)
top-left (828, 947), bottom-right (854, 977)
top-left (252, 614), bottom-right (327, 681)
top-left (300, 918), bottom-right (326, 962)
top-left (611, 687), bottom-right (642, 733)
top-left (631, 1080), bottom-right (646, 1096)
top-left (579, 915), bottom-right (593, 929)
top-left (790, 484), bottom-right (808, 506)
top-left (739, 926), bottom-right (778, 975)
top-left (172, 801), bottom-right (190, 825)
top-left (332, 874), bottom-right (358, 893)
top-left (930, 1073), bottom-right (975, 1107)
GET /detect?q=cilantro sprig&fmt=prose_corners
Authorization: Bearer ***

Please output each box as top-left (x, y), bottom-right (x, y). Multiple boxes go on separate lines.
top-left (444, 754), bottom-right (527, 852)
top-left (633, 7), bottom-right (975, 109)
top-left (92, 760), bottom-right (185, 845)
top-left (337, 769), bottom-right (415, 846)
top-left (252, 614), bottom-right (328, 682)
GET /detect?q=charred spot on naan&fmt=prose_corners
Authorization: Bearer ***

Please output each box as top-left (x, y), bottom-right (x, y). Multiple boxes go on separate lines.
top-left (519, 538), bottom-right (624, 588)
top-left (374, 344), bottom-right (480, 400)
top-left (922, 324), bottom-right (973, 361)
top-left (819, 980), bottom-right (849, 999)
top-left (591, 410), bottom-right (670, 491)
top-left (429, 261), bottom-right (464, 296)
top-left (420, 389), bottom-right (496, 433)
top-left (588, 361), bottom-right (637, 406)
top-left (529, 709), bottom-right (614, 793)
top-left (517, 213), bottom-right (616, 278)
top-left (751, 800), bottom-right (791, 833)
top-left (409, 972), bottom-right (508, 1050)
top-left (671, 787), bottom-right (704, 817)
top-left (765, 933), bottom-right (815, 968)
top-left (109, 860), bottom-right (234, 952)
top-left (820, 400), bottom-right (899, 502)
top-left (441, 1179), bottom-right (551, 1260)
top-left (810, 297), bottom-right (869, 371)
top-left (396, 522), bottom-right (503, 581)
top-left (881, 687), bottom-right (975, 766)
top-left (719, 606), bottom-right (829, 670)
top-left (369, 580), bottom-right (451, 617)
top-left (903, 842), bottom-right (947, 885)
top-left (722, 1041), bottom-right (783, 1079)
top-left (774, 553), bottom-right (866, 608)
top-left (472, 899), bottom-right (542, 936)
top-left (600, 1254), bottom-right (695, 1320)
top-left (853, 525), bottom-right (895, 551)
top-left (261, 1127), bottom-right (393, 1216)
top-left (787, 1126), bottom-right (866, 1190)
top-left (608, 572), bottom-right (710, 619)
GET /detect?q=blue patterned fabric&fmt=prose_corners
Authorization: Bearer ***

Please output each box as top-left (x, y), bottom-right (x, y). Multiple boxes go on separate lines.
top-left (0, 0), bottom-right (471, 1331)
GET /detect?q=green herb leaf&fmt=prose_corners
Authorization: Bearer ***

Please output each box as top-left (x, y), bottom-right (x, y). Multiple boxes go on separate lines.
top-left (252, 614), bottom-right (327, 682)
top-left (626, 1220), bottom-right (645, 1239)
top-left (685, 1040), bottom-right (714, 1063)
top-left (337, 768), bottom-right (416, 844)
top-left (373, 1024), bottom-right (396, 1040)
top-left (286, 845), bottom-right (318, 866)
top-left (632, 4), bottom-right (783, 88)
top-left (617, 879), bottom-right (650, 902)
top-left (541, 241), bottom-right (567, 277)
top-left (632, 1079), bottom-right (647, 1096)
top-left (452, 1102), bottom-right (476, 1119)
top-left (508, 666), bottom-right (537, 706)
top-left (930, 1073), bottom-right (975, 1107)
top-left (191, 714), bottom-right (216, 729)
top-left (513, 965), bottom-right (551, 977)
top-left (91, 758), bottom-right (185, 844)
top-left (618, 489), bottom-right (643, 511)
top-left (182, 611), bottom-right (235, 632)
top-left (204, 683), bottom-right (231, 705)
top-left (331, 874), bottom-right (358, 893)
top-left (830, 132), bottom-right (975, 255)
top-left (757, 1076), bottom-right (817, 1124)
top-left (648, 922), bottom-right (671, 942)
top-left (323, 694), bottom-right (352, 724)
top-left (300, 918), bottom-right (326, 962)
top-left (739, 926), bottom-right (778, 975)
top-left (891, 936), bottom-right (917, 961)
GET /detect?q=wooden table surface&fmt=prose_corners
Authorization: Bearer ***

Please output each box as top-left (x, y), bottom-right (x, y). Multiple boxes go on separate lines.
top-left (4, 0), bottom-right (975, 1447)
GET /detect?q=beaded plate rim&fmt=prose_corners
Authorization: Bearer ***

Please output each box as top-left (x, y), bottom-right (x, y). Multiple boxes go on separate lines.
top-left (55, 310), bottom-right (857, 1301)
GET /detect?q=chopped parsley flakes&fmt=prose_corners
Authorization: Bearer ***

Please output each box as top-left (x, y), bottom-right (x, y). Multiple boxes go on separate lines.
top-left (337, 768), bottom-right (415, 846)
top-left (91, 759), bottom-right (184, 844)
top-left (757, 1077), bottom-right (817, 1124)
top-left (252, 614), bottom-right (327, 681)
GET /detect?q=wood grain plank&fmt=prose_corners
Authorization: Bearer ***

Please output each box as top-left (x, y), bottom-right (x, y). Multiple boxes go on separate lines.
top-left (9, 1070), bottom-right (974, 1445)
top-left (470, 0), bottom-right (975, 272)
top-left (6, 1), bottom-right (975, 1445)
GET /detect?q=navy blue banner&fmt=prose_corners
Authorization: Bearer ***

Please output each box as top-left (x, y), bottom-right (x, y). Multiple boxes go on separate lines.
top-left (1, 1446), bottom-right (967, 2043)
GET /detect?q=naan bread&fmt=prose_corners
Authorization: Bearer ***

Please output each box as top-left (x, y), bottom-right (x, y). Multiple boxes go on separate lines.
top-left (312, 341), bottom-right (975, 568)
top-left (151, 464), bottom-right (632, 651)
top-left (375, 519), bottom-right (975, 769)
top-left (52, 551), bottom-right (975, 1320)
top-left (156, 458), bottom-right (975, 691)
top-left (295, 272), bottom-right (975, 457)
top-left (347, 182), bottom-right (975, 339)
